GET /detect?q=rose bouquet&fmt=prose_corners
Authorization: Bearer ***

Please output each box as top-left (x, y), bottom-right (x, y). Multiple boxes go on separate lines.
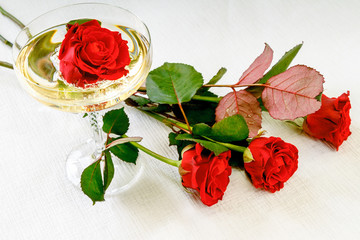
top-left (0, 6), bottom-right (351, 206)
top-left (82, 41), bottom-right (351, 206)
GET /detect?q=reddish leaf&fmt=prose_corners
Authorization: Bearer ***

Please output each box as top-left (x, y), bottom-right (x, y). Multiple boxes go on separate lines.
top-left (215, 90), bottom-right (262, 138)
top-left (262, 65), bottom-right (324, 120)
top-left (236, 43), bottom-right (273, 85)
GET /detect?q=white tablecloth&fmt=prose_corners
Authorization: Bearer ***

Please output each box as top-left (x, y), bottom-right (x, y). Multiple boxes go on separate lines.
top-left (1, 0), bottom-right (359, 239)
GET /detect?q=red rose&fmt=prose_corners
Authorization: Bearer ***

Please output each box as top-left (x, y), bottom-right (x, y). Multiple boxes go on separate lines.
top-left (58, 20), bottom-right (131, 88)
top-left (243, 137), bottom-right (298, 193)
top-left (303, 92), bottom-right (351, 150)
top-left (179, 143), bottom-right (232, 206)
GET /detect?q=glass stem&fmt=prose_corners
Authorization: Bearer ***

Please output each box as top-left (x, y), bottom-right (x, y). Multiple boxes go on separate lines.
top-left (87, 112), bottom-right (105, 158)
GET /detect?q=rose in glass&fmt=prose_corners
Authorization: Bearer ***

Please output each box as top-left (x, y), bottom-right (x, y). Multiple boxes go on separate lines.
top-left (303, 92), bottom-right (351, 150)
top-left (179, 143), bottom-right (232, 206)
top-left (59, 20), bottom-right (131, 88)
top-left (243, 137), bottom-right (298, 193)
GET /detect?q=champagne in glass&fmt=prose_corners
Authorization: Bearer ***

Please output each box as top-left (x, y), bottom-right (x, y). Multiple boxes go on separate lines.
top-left (12, 3), bottom-right (153, 196)
top-left (15, 22), bottom-right (151, 112)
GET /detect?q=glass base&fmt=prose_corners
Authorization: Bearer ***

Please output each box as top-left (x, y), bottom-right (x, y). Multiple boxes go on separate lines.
top-left (66, 138), bottom-right (144, 197)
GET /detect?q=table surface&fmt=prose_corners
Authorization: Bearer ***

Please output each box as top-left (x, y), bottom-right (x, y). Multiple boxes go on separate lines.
top-left (1, 0), bottom-right (359, 239)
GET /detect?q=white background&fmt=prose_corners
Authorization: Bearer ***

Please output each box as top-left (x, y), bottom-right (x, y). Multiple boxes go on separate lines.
top-left (0, 0), bottom-right (359, 239)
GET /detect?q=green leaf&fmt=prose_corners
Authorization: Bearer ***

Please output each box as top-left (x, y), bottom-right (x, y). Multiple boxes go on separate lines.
top-left (168, 132), bottom-right (178, 146)
top-left (193, 115), bottom-right (249, 142)
top-left (315, 92), bottom-right (322, 101)
top-left (173, 89), bottom-right (219, 125)
top-left (67, 19), bottom-right (101, 27)
top-left (103, 150), bottom-right (114, 191)
top-left (128, 95), bottom-right (152, 106)
top-left (140, 104), bottom-right (170, 113)
top-left (81, 160), bottom-right (104, 204)
top-left (175, 134), bottom-right (229, 156)
top-left (200, 67), bottom-right (227, 93)
top-left (192, 123), bottom-right (212, 136)
top-left (257, 97), bottom-right (268, 111)
top-left (259, 43), bottom-right (303, 84)
top-left (198, 90), bottom-right (218, 98)
top-left (109, 138), bottom-right (139, 164)
top-left (138, 105), bottom-right (169, 113)
top-left (207, 67), bottom-right (227, 85)
top-left (125, 96), bottom-right (171, 113)
top-left (146, 63), bottom-right (204, 104)
top-left (173, 101), bottom-right (216, 125)
top-left (169, 132), bottom-right (192, 159)
top-left (102, 108), bottom-right (129, 136)
top-left (212, 115), bottom-right (249, 142)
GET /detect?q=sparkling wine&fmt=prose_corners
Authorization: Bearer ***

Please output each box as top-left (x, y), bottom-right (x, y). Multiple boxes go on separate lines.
top-left (15, 23), bottom-right (151, 112)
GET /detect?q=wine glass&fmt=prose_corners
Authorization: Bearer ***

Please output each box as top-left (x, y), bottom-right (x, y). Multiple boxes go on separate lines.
top-left (12, 3), bottom-right (152, 196)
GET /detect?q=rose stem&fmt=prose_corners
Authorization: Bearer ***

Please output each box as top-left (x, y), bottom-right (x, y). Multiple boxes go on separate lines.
top-left (177, 101), bottom-right (192, 134)
top-left (137, 109), bottom-right (246, 153)
top-left (137, 86), bottom-right (146, 92)
top-left (157, 111), bottom-right (182, 122)
top-left (122, 134), bottom-right (180, 168)
top-left (138, 108), bottom-right (192, 134)
top-left (155, 112), bottom-right (192, 132)
top-left (0, 34), bottom-right (13, 48)
top-left (135, 86), bottom-right (221, 104)
top-left (203, 136), bottom-right (246, 152)
top-left (0, 61), bottom-right (13, 69)
top-left (191, 95), bottom-right (221, 103)
top-left (0, 6), bottom-right (25, 29)
top-left (203, 83), bottom-right (265, 88)
top-left (192, 83), bottom-right (267, 103)
top-left (171, 83), bottom-right (192, 134)
top-left (136, 83), bottom-right (265, 104)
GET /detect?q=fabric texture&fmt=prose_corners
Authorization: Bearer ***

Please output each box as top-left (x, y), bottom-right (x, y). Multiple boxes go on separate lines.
top-left (0, 0), bottom-right (359, 239)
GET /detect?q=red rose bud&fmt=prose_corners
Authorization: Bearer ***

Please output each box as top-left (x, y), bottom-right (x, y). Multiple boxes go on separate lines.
top-left (180, 143), bottom-right (232, 206)
top-left (58, 20), bottom-right (131, 88)
top-left (244, 137), bottom-right (298, 193)
top-left (303, 92), bottom-right (351, 150)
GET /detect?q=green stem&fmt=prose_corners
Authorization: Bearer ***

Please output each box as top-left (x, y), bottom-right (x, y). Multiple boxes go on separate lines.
top-left (139, 108), bottom-right (191, 131)
top-left (192, 95), bottom-right (222, 103)
top-left (0, 34), bottom-right (13, 48)
top-left (0, 61), bottom-right (13, 69)
top-left (203, 136), bottom-right (246, 152)
top-left (124, 135), bottom-right (180, 168)
top-left (285, 117), bottom-right (305, 129)
top-left (177, 101), bottom-right (192, 134)
top-left (134, 87), bottom-right (221, 103)
top-left (138, 109), bottom-right (246, 153)
top-left (137, 86), bottom-right (146, 92)
top-left (0, 6), bottom-right (25, 29)
top-left (203, 83), bottom-right (265, 88)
